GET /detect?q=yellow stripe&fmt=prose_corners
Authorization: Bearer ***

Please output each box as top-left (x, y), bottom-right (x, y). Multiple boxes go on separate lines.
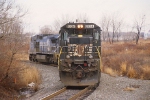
top-left (96, 47), bottom-right (102, 71)
top-left (58, 47), bottom-right (63, 69)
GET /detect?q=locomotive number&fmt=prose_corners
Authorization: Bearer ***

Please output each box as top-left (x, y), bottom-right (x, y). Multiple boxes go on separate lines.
top-left (85, 25), bottom-right (94, 28)
top-left (67, 25), bottom-right (76, 28)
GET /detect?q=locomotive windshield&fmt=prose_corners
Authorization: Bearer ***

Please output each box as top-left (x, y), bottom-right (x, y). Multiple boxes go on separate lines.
top-left (69, 37), bottom-right (92, 44)
top-left (67, 29), bottom-right (93, 35)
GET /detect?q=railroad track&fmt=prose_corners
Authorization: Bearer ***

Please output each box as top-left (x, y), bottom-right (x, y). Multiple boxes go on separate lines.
top-left (40, 86), bottom-right (94, 100)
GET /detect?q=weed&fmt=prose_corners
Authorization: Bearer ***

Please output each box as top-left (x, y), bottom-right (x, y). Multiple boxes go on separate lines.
top-left (141, 66), bottom-right (150, 80)
top-left (104, 67), bottom-right (118, 77)
top-left (127, 66), bottom-right (137, 78)
top-left (123, 87), bottom-right (136, 91)
top-left (120, 62), bottom-right (127, 76)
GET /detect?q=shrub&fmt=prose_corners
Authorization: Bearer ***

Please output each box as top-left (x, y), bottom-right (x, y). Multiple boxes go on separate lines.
top-left (127, 66), bottom-right (137, 78)
top-left (104, 67), bottom-right (118, 77)
top-left (0, 61), bottom-right (41, 91)
top-left (120, 62), bottom-right (127, 76)
top-left (17, 65), bottom-right (41, 91)
top-left (140, 66), bottom-right (150, 80)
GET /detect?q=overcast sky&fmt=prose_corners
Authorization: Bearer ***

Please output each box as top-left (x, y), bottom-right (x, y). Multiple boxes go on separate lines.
top-left (16, 0), bottom-right (150, 33)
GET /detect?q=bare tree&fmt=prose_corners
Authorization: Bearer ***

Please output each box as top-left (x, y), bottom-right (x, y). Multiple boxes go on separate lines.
top-left (100, 15), bottom-right (111, 43)
top-left (0, 20), bottom-right (25, 82)
top-left (110, 14), bottom-right (123, 43)
top-left (134, 15), bottom-right (146, 44)
top-left (0, 0), bottom-right (26, 82)
top-left (100, 15), bottom-right (107, 41)
top-left (106, 17), bottom-right (111, 43)
top-left (116, 21), bottom-right (123, 42)
top-left (53, 14), bottom-right (89, 33)
top-left (0, 0), bottom-right (25, 39)
top-left (100, 13), bottom-right (123, 44)
top-left (124, 25), bottom-right (136, 41)
top-left (76, 13), bottom-right (89, 23)
top-left (53, 14), bottom-right (72, 32)
top-left (40, 25), bottom-right (52, 34)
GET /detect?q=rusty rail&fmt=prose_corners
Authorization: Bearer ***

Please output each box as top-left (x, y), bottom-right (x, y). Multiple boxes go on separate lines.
top-left (41, 86), bottom-right (92, 100)
top-left (69, 86), bottom-right (91, 100)
top-left (41, 87), bottom-right (66, 100)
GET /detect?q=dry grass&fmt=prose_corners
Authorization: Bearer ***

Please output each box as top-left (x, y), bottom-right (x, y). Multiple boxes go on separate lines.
top-left (119, 62), bottom-right (127, 76)
top-left (0, 51), bottom-right (41, 99)
top-left (101, 39), bottom-right (150, 80)
top-left (123, 84), bottom-right (140, 91)
top-left (0, 61), bottom-right (41, 91)
top-left (17, 65), bottom-right (41, 91)
top-left (127, 67), bottom-right (137, 78)
top-left (123, 87), bottom-right (136, 91)
top-left (140, 66), bottom-right (150, 80)
top-left (14, 53), bottom-right (41, 90)
top-left (0, 86), bottom-right (18, 99)
top-left (0, 57), bottom-right (41, 99)
top-left (0, 27), bottom-right (30, 99)
top-left (104, 67), bottom-right (118, 77)
top-left (15, 53), bottom-right (29, 61)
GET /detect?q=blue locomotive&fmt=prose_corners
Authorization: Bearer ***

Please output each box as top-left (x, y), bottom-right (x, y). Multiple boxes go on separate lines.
top-left (29, 34), bottom-right (59, 63)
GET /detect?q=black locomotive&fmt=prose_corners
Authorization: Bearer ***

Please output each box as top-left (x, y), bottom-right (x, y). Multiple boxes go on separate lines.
top-left (58, 22), bottom-right (102, 86)
top-left (29, 34), bottom-right (59, 63)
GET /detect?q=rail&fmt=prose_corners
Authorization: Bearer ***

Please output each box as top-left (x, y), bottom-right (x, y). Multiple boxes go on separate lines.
top-left (69, 86), bottom-right (91, 100)
top-left (41, 86), bottom-right (92, 100)
top-left (41, 87), bottom-right (66, 100)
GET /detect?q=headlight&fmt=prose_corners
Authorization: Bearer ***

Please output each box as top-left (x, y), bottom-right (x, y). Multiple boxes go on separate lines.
top-left (88, 63), bottom-right (91, 67)
top-left (89, 55), bottom-right (93, 59)
top-left (68, 64), bottom-right (71, 67)
top-left (66, 55), bottom-right (70, 59)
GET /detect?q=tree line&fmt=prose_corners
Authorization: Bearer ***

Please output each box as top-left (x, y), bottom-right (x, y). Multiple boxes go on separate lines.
top-left (39, 13), bottom-right (146, 45)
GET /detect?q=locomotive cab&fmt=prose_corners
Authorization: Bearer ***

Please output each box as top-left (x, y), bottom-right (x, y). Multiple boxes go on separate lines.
top-left (59, 23), bottom-right (102, 86)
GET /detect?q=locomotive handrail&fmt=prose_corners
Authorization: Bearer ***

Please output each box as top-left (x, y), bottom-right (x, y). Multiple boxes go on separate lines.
top-left (58, 47), bottom-right (63, 69)
top-left (59, 46), bottom-right (101, 61)
top-left (96, 46), bottom-right (101, 58)
top-left (59, 46), bottom-right (101, 52)
top-left (96, 46), bottom-right (102, 71)
top-left (59, 46), bottom-right (101, 51)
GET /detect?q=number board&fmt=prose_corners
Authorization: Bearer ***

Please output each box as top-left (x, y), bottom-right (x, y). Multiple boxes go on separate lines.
top-left (67, 25), bottom-right (76, 28)
top-left (85, 25), bottom-right (94, 28)
top-left (67, 24), bottom-right (94, 28)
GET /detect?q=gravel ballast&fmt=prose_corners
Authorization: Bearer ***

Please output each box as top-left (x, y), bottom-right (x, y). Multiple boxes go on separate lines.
top-left (25, 61), bottom-right (150, 100)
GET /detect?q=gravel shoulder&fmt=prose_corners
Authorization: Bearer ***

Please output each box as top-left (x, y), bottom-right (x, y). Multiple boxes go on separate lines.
top-left (25, 61), bottom-right (150, 100)
top-left (86, 73), bottom-right (150, 100)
